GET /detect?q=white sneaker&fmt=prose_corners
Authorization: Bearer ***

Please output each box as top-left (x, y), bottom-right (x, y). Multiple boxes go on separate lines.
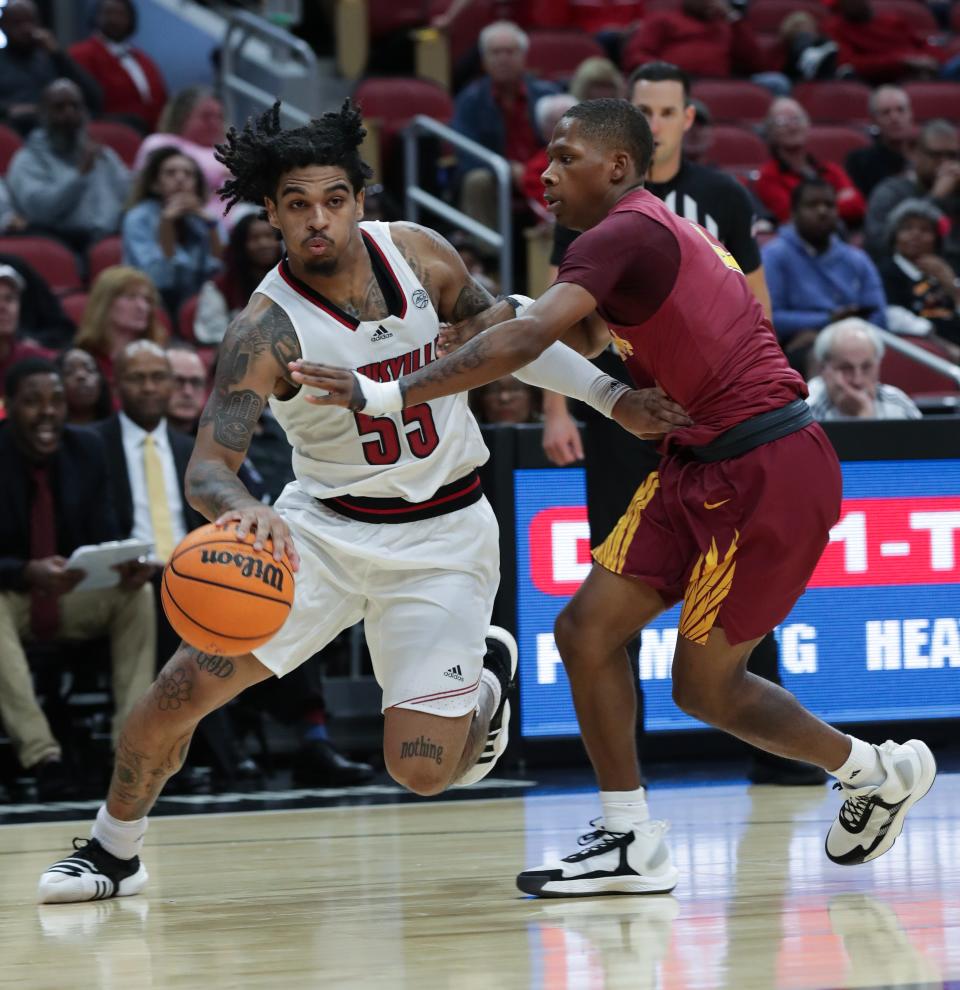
top-left (825, 739), bottom-right (936, 865)
top-left (457, 626), bottom-right (518, 787)
top-left (38, 838), bottom-right (148, 904)
top-left (517, 819), bottom-right (679, 897)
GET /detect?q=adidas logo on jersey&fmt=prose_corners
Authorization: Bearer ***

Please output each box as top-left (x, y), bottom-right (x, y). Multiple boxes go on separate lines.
top-left (443, 664), bottom-right (464, 682)
top-left (371, 325), bottom-right (394, 343)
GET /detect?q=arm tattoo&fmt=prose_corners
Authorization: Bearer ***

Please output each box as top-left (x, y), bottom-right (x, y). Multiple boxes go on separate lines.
top-left (451, 277), bottom-right (496, 322)
top-left (186, 458), bottom-right (258, 521)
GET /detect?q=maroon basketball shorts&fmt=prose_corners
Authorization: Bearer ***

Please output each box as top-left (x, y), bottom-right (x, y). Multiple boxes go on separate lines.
top-left (593, 424), bottom-right (843, 646)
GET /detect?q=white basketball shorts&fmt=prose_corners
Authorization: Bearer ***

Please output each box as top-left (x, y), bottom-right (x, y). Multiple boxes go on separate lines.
top-left (252, 481), bottom-right (500, 717)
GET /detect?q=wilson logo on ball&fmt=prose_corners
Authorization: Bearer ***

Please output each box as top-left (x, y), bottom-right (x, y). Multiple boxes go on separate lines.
top-left (198, 549), bottom-right (285, 591)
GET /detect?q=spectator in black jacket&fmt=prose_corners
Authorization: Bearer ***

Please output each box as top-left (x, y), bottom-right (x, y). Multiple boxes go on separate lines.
top-left (0, 357), bottom-right (155, 798)
top-left (846, 85), bottom-right (914, 198)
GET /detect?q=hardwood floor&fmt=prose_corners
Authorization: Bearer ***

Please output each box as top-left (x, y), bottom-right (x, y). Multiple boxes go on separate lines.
top-left (1, 775), bottom-right (956, 989)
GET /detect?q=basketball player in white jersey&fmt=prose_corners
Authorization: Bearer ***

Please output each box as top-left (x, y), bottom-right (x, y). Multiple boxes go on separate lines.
top-left (37, 102), bottom-right (691, 903)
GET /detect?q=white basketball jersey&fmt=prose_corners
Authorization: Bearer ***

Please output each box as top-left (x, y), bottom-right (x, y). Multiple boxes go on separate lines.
top-left (256, 221), bottom-right (489, 501)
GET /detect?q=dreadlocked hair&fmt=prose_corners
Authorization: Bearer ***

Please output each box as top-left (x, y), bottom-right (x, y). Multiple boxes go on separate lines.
top-left (215, 99), bottom-right (373, 214)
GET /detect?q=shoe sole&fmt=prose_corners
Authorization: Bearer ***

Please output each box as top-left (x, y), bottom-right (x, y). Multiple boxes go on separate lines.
top-left (38, 863), bottom-right (148, 904)
top-left (517, 866), bottom-right (679, 898)
top-left (861, 739), bottom-right (937, 864)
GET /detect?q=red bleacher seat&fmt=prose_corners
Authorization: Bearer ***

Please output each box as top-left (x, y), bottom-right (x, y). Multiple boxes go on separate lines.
top-left (795, 81), bottom-right (872, 125)
top-left (87, 120), bottom-right (143, 168)
top-left (881, 337), bottom-right (960, 399)
top-left (0, 124), bottom-right (23, 174)
top-left (60, 291), bottom-right (89, 329)
top-left (0, 235), bottom-right (82, 295)
top-left (873, 0), bottom-right (939, 34)
top-left (525, 30), bottom-right (605, 83)
top-left (87, 235), bottom-right (123, 282)
top-left (953, 2), bottom-right (960, 33)
top-left (746, 0), bottom-right (824, 36)
top-left (902, 82), bottom-right (960, 123)
top-left (367, 0), bottom-right (430, 39)
top-left (178, 293), bottom-right (199, 343)
top-left (691, 80), bottom-right (773, 125)
top-left (806, 125), bottom-right (870, 165)
top-left (706, 125), bottom-right (768, 172)
top-left (354, 77), bottom-right (453, 166)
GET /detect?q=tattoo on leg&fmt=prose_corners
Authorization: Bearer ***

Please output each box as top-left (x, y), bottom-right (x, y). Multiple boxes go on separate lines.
top-left (195, 653), bottom-right (236, 678)
top-left (154, 665), bottom-right (193, 711)
top-left (399, 736), bottom-right (445, 765)
top-left (109, 730), bottom-right (193, 819)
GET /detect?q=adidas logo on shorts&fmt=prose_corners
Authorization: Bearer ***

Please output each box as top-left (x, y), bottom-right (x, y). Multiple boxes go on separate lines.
top-left (443, 664), bottom-right (464, 682)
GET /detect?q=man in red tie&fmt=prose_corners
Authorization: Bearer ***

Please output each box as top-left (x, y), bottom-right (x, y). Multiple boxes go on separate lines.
top-left (0, 357), bottom-right (155, 800)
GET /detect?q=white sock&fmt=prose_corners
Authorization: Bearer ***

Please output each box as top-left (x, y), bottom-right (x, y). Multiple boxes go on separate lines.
top-left (600, 788), bottom-right (649, 833)
top-left (91, 805), bottom-right (148, 861)
top-left (832, 736), bottom-right (884, 788)
top-left (479, 667), bottom-right (502, 715)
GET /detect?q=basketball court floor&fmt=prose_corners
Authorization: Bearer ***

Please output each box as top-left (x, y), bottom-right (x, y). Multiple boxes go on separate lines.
top-left (1, 771), bottom-right (957, 989)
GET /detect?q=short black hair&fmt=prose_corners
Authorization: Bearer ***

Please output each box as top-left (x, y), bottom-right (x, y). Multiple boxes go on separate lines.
top-left (561, 99), bottom-right (654, 177)
top-left (791, 177), bottom-right (835, 211)
top-left (94, 0), bottom-right (137, 37)
top-left (627, 61), bottom-right (691, 100)
top-left (5, 356), bottom-right (59, 401)
top-left (216, 99), bottom-right (374, 214)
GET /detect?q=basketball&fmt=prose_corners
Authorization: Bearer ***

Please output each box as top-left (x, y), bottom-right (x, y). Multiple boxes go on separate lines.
top-left (161, 523), bottom-right (295, 656)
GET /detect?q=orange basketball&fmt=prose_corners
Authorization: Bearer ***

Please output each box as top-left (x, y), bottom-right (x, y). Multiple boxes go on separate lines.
top-left (161, 524), bottom-right (295, 656)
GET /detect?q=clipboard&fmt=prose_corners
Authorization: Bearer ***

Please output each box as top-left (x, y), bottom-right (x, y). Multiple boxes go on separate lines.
top-left (64, 539), bottom-right (154, 592)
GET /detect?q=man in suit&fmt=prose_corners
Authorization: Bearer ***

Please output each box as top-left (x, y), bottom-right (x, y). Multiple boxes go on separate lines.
top-left (0, 356), bottom-right (155, 798)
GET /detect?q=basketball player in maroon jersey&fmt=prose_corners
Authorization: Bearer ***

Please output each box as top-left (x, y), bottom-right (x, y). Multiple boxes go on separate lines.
top-left (298, 99), bottom-right (936, 897)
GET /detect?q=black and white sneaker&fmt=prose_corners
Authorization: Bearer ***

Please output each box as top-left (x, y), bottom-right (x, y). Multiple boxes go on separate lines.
top-left (825, 739), bottom-right (936, 865)
top-left (37, 838), bottom-right (148, 904)
top-left (517, 819), bottom-right (679, 898)
top-left (457, 626), bottom-right (518, 787)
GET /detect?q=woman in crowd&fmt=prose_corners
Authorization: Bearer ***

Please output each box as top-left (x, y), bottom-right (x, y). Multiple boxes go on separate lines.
top-left (55, 347), bottom-right (113, 424)
top-left (74, 264), bottom-right (167, 388)
top-left (122, 146), bottom-right (221, 319)
top-left (471, 375), bottom-right (542, 424)
top-left (191, 210), bottom-right (281, 345)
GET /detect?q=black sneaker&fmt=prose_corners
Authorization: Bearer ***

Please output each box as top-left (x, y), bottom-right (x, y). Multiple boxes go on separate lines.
top-left (37, 837), bottom-right (148, 904)
top-left (457, 626), bottom-right (518, 786)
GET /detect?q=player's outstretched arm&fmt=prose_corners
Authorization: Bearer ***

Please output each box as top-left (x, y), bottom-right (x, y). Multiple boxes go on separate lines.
top-left (187, 294), bottom-right (302, 568)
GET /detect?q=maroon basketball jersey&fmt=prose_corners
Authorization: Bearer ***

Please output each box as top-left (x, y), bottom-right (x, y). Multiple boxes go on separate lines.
top-left (557, 188), bottom-right (806, 452)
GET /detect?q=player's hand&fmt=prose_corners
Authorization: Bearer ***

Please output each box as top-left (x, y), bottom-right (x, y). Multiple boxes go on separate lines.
top-left (113, 559), bottom-right (158, 591)
top-left (24, 556), bottom-right (86, 595)
top-left (215, 507), bottom-right (300, 571)
top-left (438, 299), bottom-right (514, 356)
top-left (611, 387), bottom-right (693, 439)
top-left (542, 407), bottom-right (584, 465)
top-left (289, 361), bottom-right (366, 410)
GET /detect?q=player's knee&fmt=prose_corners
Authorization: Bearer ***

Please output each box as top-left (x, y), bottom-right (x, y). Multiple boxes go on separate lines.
top-left (148, 647), bottom-right (225, 726)
top-left (672, 676), bottom-right (727, 725)
top-left (554, 604), bottom-right (589, 662)
top-left (385, 758), bottom-right (451, 797)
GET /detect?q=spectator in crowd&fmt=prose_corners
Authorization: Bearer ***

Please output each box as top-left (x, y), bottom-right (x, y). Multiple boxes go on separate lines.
top-left (779, 11), bottom-right (840, 83)
top-left (806, 317), bottom-right (922, 419)
top-left (0, 356), bottom-right (155, 799)
top-left (846, 86), bottom-right (914, 198)
top-left (866, 119), bottom-right (960, 269)
top-left (191, 211), bottom-right (281, 346)
top-left (568, 56), bottom-right (626, 103)
top-left (55, 347), bottom-right (113, 425)
top-left (133, 86), bottom-right (230, 218)
top-left (165, 342), bottom-right (209, 434)
top-left (754, 97), bottom-right (865, 227)
top-left (122, 146), bottom-right (222, 319)
top-left (0, 177), bottom-right (28, 235)
top-left (522, 93), bottom-right (578, 208)
top-left (622, 0), bottom-right (787, 93)
top-left (0, 253), bottom-right (74, 349)
top-left (824, 0), bottom-right (958, 84)
top-left (68, 0), bottom-right (168, 133)
top-left (878, 198), bottom-right (960, 356)
top-left (0, 0), bottom-right (101, 135)
top-left (451, 21), bottom-right (557, 234)
top-left (74, 265), bottom-right (167, 388)
top-left (6, 78), bottom-right (130, 252)
top-left (762, 179), bottom-right (886, 370)
top-left (0, 265), bottom-right (54, 409)
top-left (470, 375), bottom-right (541, 424)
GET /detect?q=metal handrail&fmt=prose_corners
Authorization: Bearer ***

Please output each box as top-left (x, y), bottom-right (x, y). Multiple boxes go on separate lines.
top-left (403, 115), bottom-right (513, 294)
top-left (877, 328), bottom-right (960, 387)
top-left (221, 10), bottom-right (319, 126)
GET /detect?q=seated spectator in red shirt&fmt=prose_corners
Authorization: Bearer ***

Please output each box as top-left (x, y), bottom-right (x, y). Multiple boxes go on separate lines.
top-left (755, 97), bottom-right (866, 227)
top-left (68, 0), bottom-right (168, 133)
top-left (523, 93), bottom-right (578, 210)
top-left (55, 347), bottom-right (113, 425)
top-left (0, 265), bottom-right (54, 413)
top-left (824, 0), bottom-right (958, 84)
top-left (623, 0), bottom-right (782, 89)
